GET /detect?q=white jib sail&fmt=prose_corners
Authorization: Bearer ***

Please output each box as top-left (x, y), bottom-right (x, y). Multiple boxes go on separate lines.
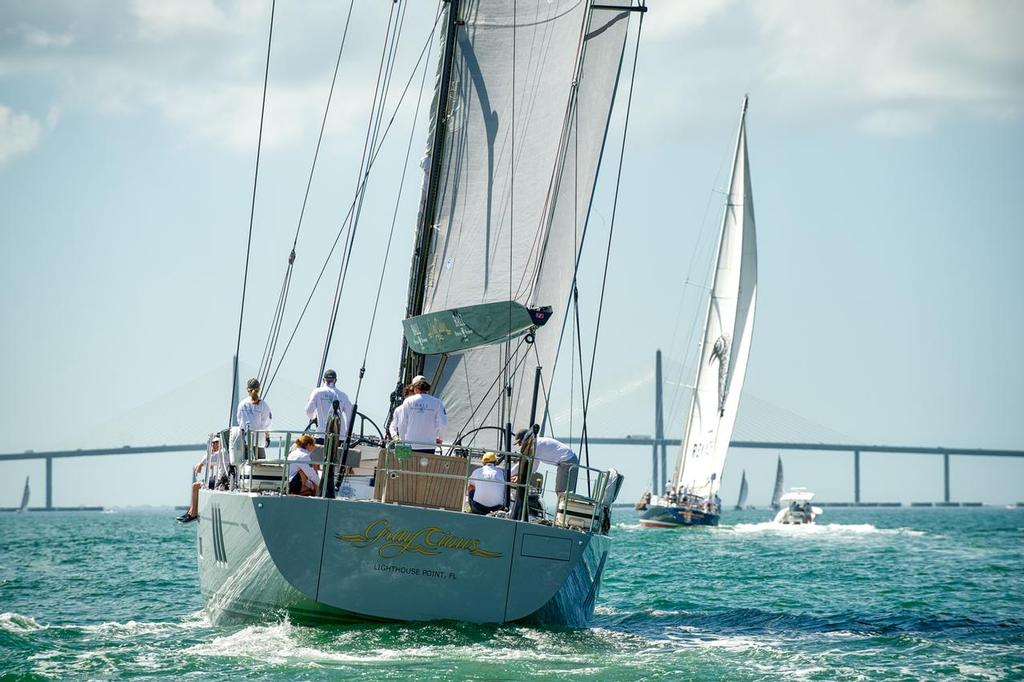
top-left (417, 0), bottom-right (633, 439)
top-left (672, 96), bottom-right (758, 501)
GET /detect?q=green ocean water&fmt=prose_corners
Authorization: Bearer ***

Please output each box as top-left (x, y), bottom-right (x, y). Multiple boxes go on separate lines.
top-left (1, 508), bottom-right (1021, 680)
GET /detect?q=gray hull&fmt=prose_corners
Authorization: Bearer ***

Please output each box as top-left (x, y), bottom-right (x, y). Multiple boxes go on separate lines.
top-left (197, 490), bottom-right (609, 626)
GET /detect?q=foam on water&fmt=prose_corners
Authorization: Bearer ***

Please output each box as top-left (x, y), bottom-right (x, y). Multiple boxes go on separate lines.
top-left (0, 507), bottom-right (1021, 680)
top-left (728, 521), bottom-right (925, 537)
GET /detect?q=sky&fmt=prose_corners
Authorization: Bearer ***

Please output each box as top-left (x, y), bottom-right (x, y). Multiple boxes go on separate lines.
top-left (1, 0), bottom-right (1022, 508)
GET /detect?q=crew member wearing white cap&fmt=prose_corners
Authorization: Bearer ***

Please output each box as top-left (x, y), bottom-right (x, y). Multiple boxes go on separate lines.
top-left (305, 369), bottom-right (354, 438)
top-left (515, 428), bottom-right (579, 494)
top-left (467, 452), bottom-right (506, 514)
top-left (237, 377), bottom-right (272, 459)
top-left (390, 375), bottom-right (448, 453)
top-left (176, 435), bottom-right (228, 523)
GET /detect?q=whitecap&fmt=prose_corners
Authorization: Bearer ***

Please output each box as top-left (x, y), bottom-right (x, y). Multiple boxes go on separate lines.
top-left (0, 612), bottom-right (44, 633)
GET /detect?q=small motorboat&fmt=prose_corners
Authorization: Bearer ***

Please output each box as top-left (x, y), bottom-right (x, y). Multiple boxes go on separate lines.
top-left (772, 488), bottom-right (822, 525)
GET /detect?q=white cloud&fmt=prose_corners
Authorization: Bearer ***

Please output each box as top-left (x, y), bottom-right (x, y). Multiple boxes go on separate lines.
top-left (130, 0), bottom-right (228, 39)
top-left (0, 105), bottom-right (43, 165)
top-left (10, 22), bottom-right (75, 48)
top-left (643, 0), bottom-right (733, 42)
top-left (858, 109), bottom-right (934, 136)
top-left (751, 0), bottom-right (1024, 133)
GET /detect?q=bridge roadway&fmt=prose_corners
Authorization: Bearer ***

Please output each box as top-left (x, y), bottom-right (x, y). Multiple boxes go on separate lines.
top-left (2, 439), bottom-right (1022, 511)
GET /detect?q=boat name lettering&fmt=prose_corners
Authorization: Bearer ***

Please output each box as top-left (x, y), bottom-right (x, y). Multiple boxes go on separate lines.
top-left (372, 563), bottom-right (457, 579)
top-left (337, 519), bottom-right (502, 559)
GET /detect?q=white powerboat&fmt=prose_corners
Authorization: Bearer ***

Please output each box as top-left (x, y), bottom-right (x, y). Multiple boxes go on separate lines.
top-left (772, 488), bottom-right (822, 524)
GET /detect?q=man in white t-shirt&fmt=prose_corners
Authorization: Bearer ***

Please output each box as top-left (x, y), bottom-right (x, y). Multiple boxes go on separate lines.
top-left (391, 375), bottom-right (448, 452)
top-left (305, 369), bottom-right (354, 438)
top-left (468, 452), bottom-right (506, 514)
top-left (515, 428), bottom-right (579, 494)
top-left (237, 377), bottom-right (272, 459)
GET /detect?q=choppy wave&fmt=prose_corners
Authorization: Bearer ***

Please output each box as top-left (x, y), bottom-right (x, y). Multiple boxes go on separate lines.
top-left (1, 505), bottom-right (1022, 680)
top-left (0, 611), bottom-right (44, 633)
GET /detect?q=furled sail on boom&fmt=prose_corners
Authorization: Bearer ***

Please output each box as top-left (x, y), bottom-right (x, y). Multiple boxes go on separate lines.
top-left (405, 1), bottom-right (634, 440)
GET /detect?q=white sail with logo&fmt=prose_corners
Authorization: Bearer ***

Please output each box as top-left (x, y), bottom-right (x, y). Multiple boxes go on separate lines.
top-left (672, 97), bottom-right (758, 501)
top-left (413, 1), bottom-right (633, 440)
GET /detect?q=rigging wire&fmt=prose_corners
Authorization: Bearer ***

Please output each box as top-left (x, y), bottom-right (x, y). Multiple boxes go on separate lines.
top-left (578, 2), bottom-right (645, 471)
top-left (504, 0), bottom-right (517, 439)
top-left (317, 1), bottom-right (401, 384)
top-left (231, 0), bottom-right (276, 405)
top-left (263, 8), bottom-right (443, 395)
top-left (257, 0), bottom-right (357, 387)
top-left (664, 170), bottom-right (729, 429)
top-left (355, 0), bottom-right (437, 402)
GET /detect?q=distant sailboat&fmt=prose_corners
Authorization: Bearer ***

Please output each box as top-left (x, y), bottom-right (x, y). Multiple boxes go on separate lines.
top-left (734, 470), bottom-right (748, 510)
top-left (770, 456), bottom-right (784, 510)
top-left (17, 476), bottom-right (29, 513)
top-left (639, 95), bottom-right (758, 529)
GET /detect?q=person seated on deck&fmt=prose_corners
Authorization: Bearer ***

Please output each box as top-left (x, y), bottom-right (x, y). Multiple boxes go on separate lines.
top-left (514, 428), bottom-right (579, 495)
top-left (287, 434), bottom-right (321, 496)
top-left (390, 375), bottom-right (448, 453)
top-left (177, 436), bottom-right (228, 524)
top-left (467, 452), bottom-right (506, 515)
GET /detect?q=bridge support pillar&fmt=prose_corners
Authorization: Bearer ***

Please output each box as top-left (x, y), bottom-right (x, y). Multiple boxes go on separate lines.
top-left (943, 452), bottom-right (950, 503)
top-left (45, 456), bottom-right (53, 510)
top-left (651, 443), bottom-right (658, 494)
top-left (854, 449), bottom-right (860, 504)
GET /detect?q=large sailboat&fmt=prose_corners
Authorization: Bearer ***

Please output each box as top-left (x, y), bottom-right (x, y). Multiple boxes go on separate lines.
top-left (639, 96), bottom-right (758, 529)
top-left (195, 0), bottom-right (640, 625)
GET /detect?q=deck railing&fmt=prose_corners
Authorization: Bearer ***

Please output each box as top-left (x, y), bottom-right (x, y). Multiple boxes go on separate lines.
top-left (202, 430), bottom-right (619, 533)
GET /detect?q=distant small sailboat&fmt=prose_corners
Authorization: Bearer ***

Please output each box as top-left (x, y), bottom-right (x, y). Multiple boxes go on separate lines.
top-left (734, 470), bottom-right (748, 510)
top-left (17, 476), bottom-right (29, 513)
top-left (770, 455), bottom-right (784, 511)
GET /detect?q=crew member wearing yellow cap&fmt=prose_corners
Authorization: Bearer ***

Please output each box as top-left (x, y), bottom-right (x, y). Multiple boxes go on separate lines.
top-left (467, 452), bottom-right (506, 514)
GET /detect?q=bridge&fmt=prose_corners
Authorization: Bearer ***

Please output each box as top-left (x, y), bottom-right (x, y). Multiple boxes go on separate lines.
top-left (2, 439), bottom-right (1022, 510)
top-left (1, 355), bottom-right (1020, 509)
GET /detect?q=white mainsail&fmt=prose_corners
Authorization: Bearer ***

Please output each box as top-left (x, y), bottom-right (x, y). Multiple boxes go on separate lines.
top-left (18, 476), bottom-right (29, 513)
top-left (734, 469), bottom-right (748, 510)
top-left (770, 455), bottom-right (784, 510)
top-left (672, 96), bottom-right (758, 501)
top-left (415, 1), bottom-right (633, 439)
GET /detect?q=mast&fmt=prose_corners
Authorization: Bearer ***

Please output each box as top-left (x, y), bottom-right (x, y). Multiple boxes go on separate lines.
top-left (672, 94), bottom-right (753, 496)
top-left (399, 0), bottom-right (462, 387)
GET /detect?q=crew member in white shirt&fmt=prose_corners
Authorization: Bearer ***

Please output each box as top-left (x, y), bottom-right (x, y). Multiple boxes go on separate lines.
top-left (287, 434), bottom-right (321, 496)
top-left (237, 377), bottom-right (272, 459)
top-left (515, 428), bottom-right (579, 494)
top-left (390, 375), bottom-right (448, 453)
top-left (467, 452), bottom-right (506, 514)
top-left (177, 436), bottom-right (228, 523)
top-left (305, 368), bottom-right (354, 439)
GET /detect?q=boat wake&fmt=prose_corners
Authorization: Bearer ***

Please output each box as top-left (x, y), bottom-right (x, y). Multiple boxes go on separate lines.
top-left (727, 522), bottom-right (925, 537)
